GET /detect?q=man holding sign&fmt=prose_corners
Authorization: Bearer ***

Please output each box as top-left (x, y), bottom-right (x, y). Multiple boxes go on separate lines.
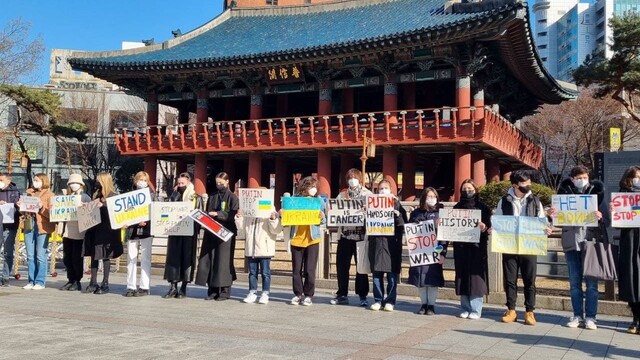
top-left (491, 171), bottom-right (552, 326)
top-left (0, 172), bottom-right (21, 287)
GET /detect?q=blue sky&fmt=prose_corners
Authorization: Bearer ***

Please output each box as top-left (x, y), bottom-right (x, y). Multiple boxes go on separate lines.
top-left (1, 0), bottom-right (224, 85)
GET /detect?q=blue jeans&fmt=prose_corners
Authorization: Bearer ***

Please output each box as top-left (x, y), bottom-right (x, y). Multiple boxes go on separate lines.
top-left (372, 272), bottom-right (398, 305)
top-left (1, 229), bottom-right (17, 280)
top-left (565, 250), bottom-right (598, 318)
top-left (24, 224), bottom-right (49, 286)
top-left (248, 257), bottom-right (271, 293)
top-left (461, 295), bottom-right (484, 316)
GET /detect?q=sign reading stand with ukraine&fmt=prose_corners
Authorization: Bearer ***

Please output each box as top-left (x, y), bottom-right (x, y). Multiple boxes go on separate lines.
top-left (238, 188), bottom-right (274, 218)
top-left (281, 197), bottom-right (322, 226)
top-left (106, 188), bottom-right (151, 229)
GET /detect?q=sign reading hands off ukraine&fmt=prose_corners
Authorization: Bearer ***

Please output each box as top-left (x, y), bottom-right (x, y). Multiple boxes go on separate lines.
top-left (106, 188), bottom-right (151, 229)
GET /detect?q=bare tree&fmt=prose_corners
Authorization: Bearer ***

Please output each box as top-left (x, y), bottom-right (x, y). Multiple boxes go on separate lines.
top-left (0, 18), bottom-right (44, 85)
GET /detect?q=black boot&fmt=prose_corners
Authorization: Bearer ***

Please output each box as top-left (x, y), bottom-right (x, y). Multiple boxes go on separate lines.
top-left (205, 287), bottom-right (217, 301)
top-left (59, 281), bottom-right (73, 290)
top-left (629, 303), bottom-right (640, 334)
top-left (417, 304), bottom-right (428, 315)
top-left (95, 281), bottom-right (109, 295)
top-left (163, 282), bottom-right (178, 299)
top-left (426, 305), bottom-right (436, 315)
top-left (83, 282), bottom-right (98, 294)
top-left (67, 281), bottom-right (82, 291)
top-left (176, 282), bottom-right (187, 299)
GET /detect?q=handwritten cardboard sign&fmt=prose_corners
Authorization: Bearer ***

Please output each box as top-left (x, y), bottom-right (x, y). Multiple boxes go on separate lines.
top-left (327, 199), bottom-right (365, 227)
top-left (551, 194), bottom-right (598, 227)
top-left (365, 195), bottom-right (395, 236)
top-left (405, 220), bottom-right (442, 267)
top-left (106, 188), bottom-right (151, 229)
top-left (281, 197), bottom-right (322, 226)
top-left (490, 215), bottom-right (549, 255)
top-left (189, 209), bottom-right (233, 242)
top-left (49, 195), bottom-right (82, 222)
top-left (611, 192), bottom-right (640, 228)
top-left (437, 208), bottom-right (481, 243)
top-left (0, 203), bottom-right (15, 224)
top-left (150, 202), bottom-right (194, 237)
top-left (77, 200), bottom-right (101, 233)
top-left (19, 196), bottom-right (40, 213)
top-left (238, 188), bottom-right (274, 219)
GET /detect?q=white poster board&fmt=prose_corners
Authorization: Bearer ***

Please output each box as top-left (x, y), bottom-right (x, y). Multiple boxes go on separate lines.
top-left (19, 196), bottom-right (40, 213)
top-left (77, 200), bottom-right (101, 233)
top-left (189, 209), bottom-right (233, 242)
top-left (49, 195), bottom-right (82, 222)
top-left (405, 220), bottom-right (442, 267)
top-left (150, 202), bottom-right (194, 237)
top-left (436, 208), bottom-right (482, 243)
top-left (0, 203), bottom-right (15, 224)
top-left (551, 194), bottom-right (598, 227)
top-left (106, 188), bottom-right (152, 229)
top-left (611, 192), bottom-right (640, 228)
top-left (365, 195), bottom-right (395, 236)
top-left (326, 199), bottom-right (365, 227)
top-left (238, 188), bottom-right (275, 219)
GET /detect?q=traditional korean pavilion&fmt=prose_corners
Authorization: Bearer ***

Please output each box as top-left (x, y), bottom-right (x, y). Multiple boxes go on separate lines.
top-left (69, 0), bottom-right (576, 200)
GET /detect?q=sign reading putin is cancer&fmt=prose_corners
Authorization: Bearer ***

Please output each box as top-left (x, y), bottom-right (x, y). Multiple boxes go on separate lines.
top-left (106, 188), bottom-right (151, 229)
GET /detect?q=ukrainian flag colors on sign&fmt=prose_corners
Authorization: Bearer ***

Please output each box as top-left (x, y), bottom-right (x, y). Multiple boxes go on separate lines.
top-left (281, 197), bottom-right (322, 226)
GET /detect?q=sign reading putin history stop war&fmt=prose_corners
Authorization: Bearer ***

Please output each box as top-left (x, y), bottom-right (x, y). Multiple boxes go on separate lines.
top-left (405, 220), bottom-right (443, 267)
top-left (551, 194), bottom-right (598, 227)
top-left (365, 195), bottom-right (395, 236)
top-left (611, 192), bottom-right (640, 228)
top-left (327, 199), bottom-right (365, 227)
top-left (106, 188), bottom-right (151, 229)
top-left (436, 208), bottom-right (481, 243)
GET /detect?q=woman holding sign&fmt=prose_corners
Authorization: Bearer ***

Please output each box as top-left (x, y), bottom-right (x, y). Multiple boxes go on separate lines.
top-left (60, 174), bottom-right (91, 291)
top-left (196, 172), bottom-right (239, 301)
top-left (21, 173), bottom-right (55, 290)
top-left (83, 172), bottom-right (123, 295)
top-left (452, 179), bottom-right (491, 319)
top-left (407, 187), bottom-right (447, 315)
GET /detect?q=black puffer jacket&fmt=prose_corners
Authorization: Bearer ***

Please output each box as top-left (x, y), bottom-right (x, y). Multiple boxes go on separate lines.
top-left (0, 183), bottom-right (21, 230)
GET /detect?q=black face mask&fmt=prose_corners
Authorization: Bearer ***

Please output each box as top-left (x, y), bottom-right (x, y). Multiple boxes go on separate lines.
top-left (216, 184), bottom-right (226, 192)
top-left (176, 186), bottom-right (186, 194)
top-left (518, 185), bottom-right (531, 194)
top-left (461, 190), bottom-right (475, 199)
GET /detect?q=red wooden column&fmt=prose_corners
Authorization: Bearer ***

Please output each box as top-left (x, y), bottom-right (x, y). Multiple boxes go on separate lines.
top-left (248, 152), bottom-right (262, 188)
top-left (339, 153), bottom-right (356, 190)
top-left (486, 158), bottom-right (501, 183)
top-left (501, 164), bottom-right (513, 181)
top-left (401, 151), bottom-right (416, 200)
top-left (317, 150), bottom-right (332, 197)
top-left (383, 147), bottom-right (398, 195)
top-left (223, 158), bottom-right (236, 189)
top-left (342, 88), bottom-right (354, 113)
top-left (473, 88), bottom-right (485, 120)
top-left (194, 88), bottom-right (208, 195)
top-left (454, 144), bottom-right (472, 200)
top-left (145, 92), bottom-right (159, 186)
top-left (319, 81), bottom-right (332, 115)
top-left (275, 156), bottom-right (288, 204)
top-left (384, 74), bottom-right (398, 114)
top-left (472, 151), bottom-right (486, 187)
top-left (456, 75), bottom-right (471, 121)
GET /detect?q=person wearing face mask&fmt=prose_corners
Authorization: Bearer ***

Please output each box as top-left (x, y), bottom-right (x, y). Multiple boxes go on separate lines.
top-left (548, 165), bottom-right (609, 330)
top-left (330, 168), bottom-right (373, 307)
top-left (407, 187), bottom-right (447, 315)
top-left (21, 173), bottom-right (55, 290)
top-left (59, 174), bottom-right (91, 291)
top-left (612, 166), bottom-right (640, 333)
top-left (124, 171), bottom-right (157, 297)
top-left (367, 180), bottom-right (406, 312)
top-left (196, 172), bottom-right (239, 301)
top-left (0, 172), bottom-right (21, 287)
top-left (492, 171), bottom-right (552, 326)
top-left (453, 179), bottom-right (491, 319)
top-left (163, 172), bottom-right (201, 299)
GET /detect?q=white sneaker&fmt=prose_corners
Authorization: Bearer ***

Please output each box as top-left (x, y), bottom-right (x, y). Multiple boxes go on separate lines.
top-left (243, 292), bottom-right (257, 303)
top-left (468, 312), bottom-right (481, 320)
top-left (459, 311), bottom-right (470, 319)
top-left (23, 283), bottom-right (34, 290)
top-left (383, 303), bottom-right (394, 312)
top-left (584, 318), bottom-right (597, 330)
top-left (370, 302), bottom-right (382, 311)
top-left (32, 284), bottom-right (45, 290)
top-left (258, 293), bottom-right (269, 304)
top-left (290, 296), bottom-right (301, 305)
top-left (566, 316), bottom-right (583, 328)
top-left (302, 297), bottom-right (313, 306)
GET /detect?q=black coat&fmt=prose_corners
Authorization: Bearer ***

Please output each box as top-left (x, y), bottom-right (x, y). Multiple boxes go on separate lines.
top-left (163, 190), bottom-right (202, 283)
top-left (368, 199), bottom-right (407, 273)
top-left (84, 193), bottom-right (123, 260)
top-left (407, 204), bottom-right (448, 287)
top-left (0, 183), bottom-right (21, 230)
top-left (452, 197), bottom-right (491, 297)
top-left (195, 188), bottom-right (239, 288)
top-left (617, 188), bottom-right (640, 303)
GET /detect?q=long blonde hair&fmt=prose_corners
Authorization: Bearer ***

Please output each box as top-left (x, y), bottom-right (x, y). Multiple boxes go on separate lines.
top-left (94, 172), bottom-right (116, 202)
top-left (133, 171), bottom-right (156, 192)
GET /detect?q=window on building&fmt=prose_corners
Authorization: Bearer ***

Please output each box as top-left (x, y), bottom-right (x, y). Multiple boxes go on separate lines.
top-left (109, 110), bottom-right (145, 131)
top-left (538, 32), bottom-right (547, 37)
top-left (59, 107), bottom-right (99, 133)
top-left (541, 57), bottom-right (548, 62)
top-left (538, 44), bottom-right (547, 49)
top-left (538, 19), bottom-right (547, 23)
top-left (266, 0), bottom-right (278, 5)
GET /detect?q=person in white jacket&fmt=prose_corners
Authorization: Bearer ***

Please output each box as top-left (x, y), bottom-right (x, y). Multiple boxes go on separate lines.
top-left (236, 208), bottom-right (282, 304)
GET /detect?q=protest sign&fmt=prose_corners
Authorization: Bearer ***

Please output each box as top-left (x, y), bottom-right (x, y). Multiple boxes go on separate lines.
top-left (49, 195), bottom-right (82, 222)
top-left (365, 195), bottom-right (395, 236)
top-left (436, 208), bottom-right (481, 243)
top-left (150, 202), bottom-right (194, 236)
top-left (189, 209), bottom-right (233, 242)
top-left (611, 192), bottom-right (640, 228)
top-left (405, 220), bottom-right (443, 267)
top-left (281, 197), bottom-right (322, 226)
top-left (77, 200), bottom-right (101, 232)
top-left (19, 196), bottom-right (40, 213)
top-left (551, 194), bottom-right (598, 227)
top-left (326, 199), bottom-right (365, 227)
top-left (238, 188), bottom-right (274, 219)
top-left (491, 215), bottom-right (549, 255)
top-left (0, 203), bottom-right (15, 224)
top-left (106, 188), bottom-right (151, 229)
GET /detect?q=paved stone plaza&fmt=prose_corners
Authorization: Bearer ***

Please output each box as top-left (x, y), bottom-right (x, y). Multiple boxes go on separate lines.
top-left (1, 272), bottom-right (639, 360)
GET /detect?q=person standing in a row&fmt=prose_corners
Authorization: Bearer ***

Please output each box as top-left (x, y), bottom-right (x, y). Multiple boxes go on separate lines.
top-left (60, 174), bottom-right (91, 291)
top-left (0, 172), bottom-right (21, 287)
top-left (197, 172), bottom-right (239, 301)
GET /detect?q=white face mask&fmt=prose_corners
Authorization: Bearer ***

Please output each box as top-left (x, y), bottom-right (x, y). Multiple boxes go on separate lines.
top-left (426, 198), bottom-right (437, 207)
top-left (0, 181), bottom-right (6, 190)
top-left (307, 187), bottom-right (318, 196)
top-left (136, 181), bottom-right (148, 189)
top-left (633, 178), bottom-right (640, 187)
top-left (69, 184), bottom-right (81, 192)
top-left (32, 181), bottom-right (42, 189)
top-left (379, 188), bottom-right (391, 195)
top-left (348, 178), bottom-right (359, 188)
top-left (573, 178), bottom-right (588, 189)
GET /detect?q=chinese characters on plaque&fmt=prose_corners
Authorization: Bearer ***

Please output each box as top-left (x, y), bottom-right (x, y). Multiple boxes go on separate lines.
top-left (266, 64), bottom-right (305, 84)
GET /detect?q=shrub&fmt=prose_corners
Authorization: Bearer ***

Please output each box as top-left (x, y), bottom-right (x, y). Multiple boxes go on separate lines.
top-left (479, 181), bottom-right (555, 209)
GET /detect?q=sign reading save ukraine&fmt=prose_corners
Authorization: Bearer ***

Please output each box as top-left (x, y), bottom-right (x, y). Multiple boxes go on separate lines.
top-left (281, 197), bottom-right (322, 226)
top-left (106, 188), bottom-right (151, 229)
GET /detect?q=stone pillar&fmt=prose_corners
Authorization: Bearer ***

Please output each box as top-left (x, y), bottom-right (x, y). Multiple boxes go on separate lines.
top-left (384, 75), bottom-right (398, 113)
top-left (250, 94), bottom-right (263, 120)
top-left (472, 151), bottom-right (486, 187)
top-left (456, 75), bottom-right (471, 121)
top-left (486, 158), bottom-right (501, 183)
top-left (248, 152), bottom-right (262, 188)
top-left (317, 150), bottom-right (332, 197)
top-left (401, 151), bottom-right (416, 200)
top-left (454, 144), bottom-right (472, 200)
top-left (473, 88), bottom-right (485, 120)
top-left (382, 147), bottom-right (398, 195)
top-left (342, 88), bottom-right (354, 113)
top-left (339, 153), bottom-right (356, 190)
top-left (318, 81), bottom-right (332, 115)
top-left (501, 164), bottom-right (513, 182)
top-left (194, 154), bottom-right (207, 195)
top-left (275, 156), bottom-right (288, 205)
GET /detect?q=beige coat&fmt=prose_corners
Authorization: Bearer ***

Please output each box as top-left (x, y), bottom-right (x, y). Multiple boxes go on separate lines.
top-left (26, 188), bottom-right (56, 234)
top-left (236, 215), bottom-right (282, 258)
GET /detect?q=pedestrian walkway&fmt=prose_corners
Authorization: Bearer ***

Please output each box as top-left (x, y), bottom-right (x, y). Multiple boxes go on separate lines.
top-left (0, 272), bottom-right (638, 360)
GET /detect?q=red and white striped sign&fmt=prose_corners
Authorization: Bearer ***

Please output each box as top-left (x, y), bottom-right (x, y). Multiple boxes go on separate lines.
top-left (189, 209), bottom-right (233, 242)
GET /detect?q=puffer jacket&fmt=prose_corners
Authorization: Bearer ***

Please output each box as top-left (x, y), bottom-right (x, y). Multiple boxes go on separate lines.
top-left (236, 215), bottom-right (283, 258)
